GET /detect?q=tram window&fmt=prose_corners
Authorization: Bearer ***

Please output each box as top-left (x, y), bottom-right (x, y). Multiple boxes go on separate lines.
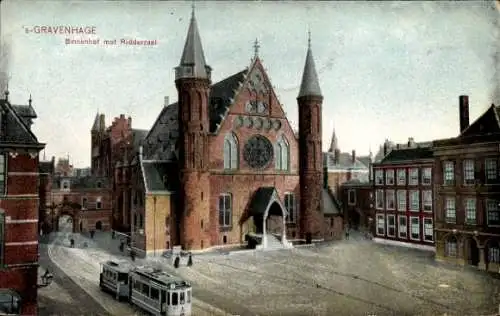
top-left (180, 292), bottom-right (185, 304)
top-left (134, 280), bottom-right (141, 291)
top-left (172, 292), bottom-right (178, 306)
top-left (187, 290), bottom-right (191, 303)
top-left (166, 291), bottom-right (170, 305)
top-left (142, 284), bottom-right (150, 296)
top-left (118, 273), bottom-right (128, 284)
top-left (151, 288), bottom-right (160, 300)
top-left (161, 290), bottom-right (167, 304)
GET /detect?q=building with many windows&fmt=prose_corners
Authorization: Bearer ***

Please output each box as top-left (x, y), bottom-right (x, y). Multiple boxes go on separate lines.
top-left (434, 95), bottom-right (500, 273)
top-left (123, 8), bottom-right (342, 255)
top-left (341, 179), bottom-right (373, 230)
top-left (371, 141), bottom-right (435, 250)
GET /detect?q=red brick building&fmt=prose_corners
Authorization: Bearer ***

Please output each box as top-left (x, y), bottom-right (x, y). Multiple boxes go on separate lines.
top-left (0, 92), bottom-right (45, 315)
top-left (120, 10), bottom-right (342, 255)
top-left (371, 140), bottom-right (435, 250)
top-left (90, 112), bottom-right (148, 232)
top-left (340, 180), bottom-right (373, 230)
top-left (434, 95), bottom-right (500, 273)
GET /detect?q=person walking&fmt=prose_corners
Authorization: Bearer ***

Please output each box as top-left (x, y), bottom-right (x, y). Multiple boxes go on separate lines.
top-left (345, 225), bottom-right (350, 240)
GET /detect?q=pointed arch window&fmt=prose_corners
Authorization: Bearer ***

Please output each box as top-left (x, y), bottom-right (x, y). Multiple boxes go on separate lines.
top-left (275, 135), bottom-right (290, 171)
top-left (223, 133), bottom-right (239, 170)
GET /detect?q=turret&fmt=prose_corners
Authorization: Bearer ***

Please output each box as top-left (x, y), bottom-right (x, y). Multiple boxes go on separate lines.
top-left (297, 31), bottom-right (324, 242)
top-left (175, 5), bottom-right (211, 250)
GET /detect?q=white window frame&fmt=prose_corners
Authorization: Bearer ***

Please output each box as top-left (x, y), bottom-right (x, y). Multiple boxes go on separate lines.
top-left (464, 198), bottom-right (476, 225)
top-left (385, 169), bottom-right (395, 185)
top-left (385, 190), bottom-right (395, 210)
top-left (376, 214), bottom-right (385, 236)
top-left (422, 190), bottom-right (432, 212)
top-left (398, 215), bottom-right (407, 239)
top-left (275, 135), bottom-right (290, 171)
top-left (423, 217), bottom-right (433, 242)
top-left (397, 168), bottom-right (406, 186)
top-left (81, 197), bottom-right (88, 209)
top-left (445, 238), bottom-right (458, 257)
top-left (489, 246), bottom-right (500, 263)
top-left (96, 197), bottom-right (102, 209)
top-left (61, 179), bottom-right (70, 191)
top-left (347, 189), bottom-right (356, 206)
top-left (284, 193), bottom-right (296, 223)
top-left (223, 133), bottom-right (239, 170)
top-left (375, 170), bottom-right (384, 186)
top-left (386, 214), bottom-right (396, 237)
top-left (0, 154), bottom-right (6, 195)
top-left (409, 216), bottom-right (420, 241)
top-left (409, 168), bottom-right (419, 186)
top-left (485, 158), bottom-right (498, 182)
top-left (463, 159), bottom-right (475, 185)
top-left (422, 167), bottom-right (432, 185)
top-left (445, 197), bottom-right (456, 223)
top-left (375, 189), bottom-right (384, 210)
top-left (397, 190), bottom-right (406, 212)
top-left (443, 161), bottom-right (454, 185)
top-left (219, 193), bottom-right (232, 228)
top-left (409, 190), bottom-right (419, 212)
top-left (486, 199), bottom-right (500, 227)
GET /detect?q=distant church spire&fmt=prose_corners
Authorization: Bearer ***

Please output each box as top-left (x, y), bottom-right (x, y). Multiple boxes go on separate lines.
top-left (298, 30), bottom-right (322, 98)
top-left (91, 112), bottom-right (100, 132)
top-left (176, 2), bottom-right (211, 80)
top-left (329, 128), bottom-right (338, 153)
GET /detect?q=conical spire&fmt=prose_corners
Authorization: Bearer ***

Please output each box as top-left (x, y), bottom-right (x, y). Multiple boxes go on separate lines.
top-left (91, 112), bottom-right (101, 132)
top-left (329, 128), bottom-right (338, 152)
top-left (176, 4), bottom-right (211, 80)
top-left (298, 31), bottom-right (322, 98)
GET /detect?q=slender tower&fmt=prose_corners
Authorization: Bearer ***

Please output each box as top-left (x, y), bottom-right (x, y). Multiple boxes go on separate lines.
top-left (297, 32), bottom-right (324, 241)
top-left (175, 6), bottom-right (212, 250)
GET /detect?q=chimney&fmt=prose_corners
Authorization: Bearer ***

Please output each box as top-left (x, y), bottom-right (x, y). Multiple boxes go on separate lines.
top-left (120, 114), bottom-right (125, 119)
top-left (164, 96), bottom-right (169, 107)
top-left (459, 95), bottom-right (470, 133)
top-left (383, 142), bottom-right (389, 156)
top-left (128, 116), bottom-right (132, 128)
top-left (407, 137), bottom-right (415, 148)
top-left (334, 148), bottom-right (340, 164)
top-left (351, 150), bottom-right (356, 163)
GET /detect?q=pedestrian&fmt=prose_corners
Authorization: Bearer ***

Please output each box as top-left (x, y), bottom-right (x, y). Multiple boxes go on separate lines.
top-left (345, 227), bottom-right (350, 240)
top-left (90, 230), bottom-right (95, 239)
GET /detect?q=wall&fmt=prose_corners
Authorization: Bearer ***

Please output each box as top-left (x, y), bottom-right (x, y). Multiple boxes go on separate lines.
top-left (144, 194), bottom-right (172, 255)
top-left (1, 152), bottom-right (40, 315)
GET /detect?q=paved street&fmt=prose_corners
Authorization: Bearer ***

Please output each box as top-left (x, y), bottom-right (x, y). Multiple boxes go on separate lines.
top-left (45, 219), bottom-right (500, 316)
top-left (45, 217), bottom-right (230, 316)
top-left (175, 232), bottom-right (500, 316)
top-left (38, 238), bottom-right (110, 316)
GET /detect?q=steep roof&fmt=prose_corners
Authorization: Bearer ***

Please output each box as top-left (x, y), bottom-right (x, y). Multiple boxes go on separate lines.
top-left (322, 188), bottom-right (342, 215)
top-left (298, 38), bottom-right (322, 98)
top-left (460, 104), bottom-right (500, 137)
top-left (177, 9), bottom-right (210, 79)
top-left (143, 69), bottom-right (247, 161)
top-left (0, 98), bottom-right (41, 146)
top-left (91, 112), bottom-right (101, 132)
top-left (323, 151), bottom-right (369, 171)
top-left (141, 161), bottom-right (179, 192)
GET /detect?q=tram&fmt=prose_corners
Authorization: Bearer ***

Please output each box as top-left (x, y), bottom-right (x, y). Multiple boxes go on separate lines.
top-left (99, 261), bottom-right (192, 316)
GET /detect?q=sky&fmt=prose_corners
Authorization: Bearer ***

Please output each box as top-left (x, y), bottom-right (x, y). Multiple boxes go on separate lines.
top-left (0, 0), bottom-right (499, 168)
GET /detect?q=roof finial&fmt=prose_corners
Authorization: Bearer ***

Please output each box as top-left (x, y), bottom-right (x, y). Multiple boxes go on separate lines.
top-left (307, 28), bottom-right (311, 49)
top-left (4, 84), bottom-right (9, 101)
top-left (253, 38), bottom-right (260, 58)
top-left (191, 0), bottom-right (195, 18)
top-left (28, 94), bottom-right (32, 106)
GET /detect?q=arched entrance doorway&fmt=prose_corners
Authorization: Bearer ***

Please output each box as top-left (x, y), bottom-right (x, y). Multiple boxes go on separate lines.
top-left (467, 237), bottom-right (480, 266)
top-left (242, 187), bottom-right (292, 249)
top-left (95, 221), bottom-right (103, 230)
top-left (58, 214), bottom-right (74, 233)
